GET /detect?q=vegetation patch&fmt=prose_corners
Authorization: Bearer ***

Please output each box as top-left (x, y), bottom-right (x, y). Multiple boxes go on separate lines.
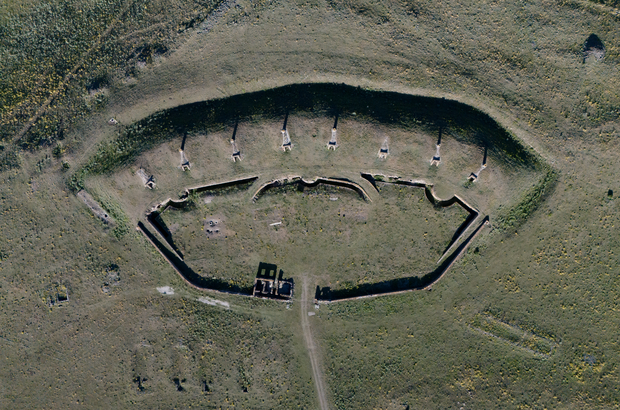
top-left (0, 0), bottom-right (226, 147)
top-left (0, 144), bottom-right (20, 172)
top-left (470, 313), bottom-right (557, 357)
top-left (88, 188), bottom-right (130, 239)
top-left (495, 167), bottom-right (558, 231)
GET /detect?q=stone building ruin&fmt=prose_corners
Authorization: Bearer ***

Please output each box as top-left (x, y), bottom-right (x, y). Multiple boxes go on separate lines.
top-left (430, 129), bottom-right (442, 166)
top-left (328, 115), bottom-right (339, 150)
top-left (179, 150), bottom-right (191, 171)
top-left (468, 147), bottom-right (488, 182)
top-left (252, 262), bottom-right (294, 300)
top-left (137, 168), bottom-right (156, 189)
top-left (327, 128), bottom-right (338, 150)
top-left (281, 129), bottom-right (292, 151)
top-left (378, 138), bottom-right (389, 159)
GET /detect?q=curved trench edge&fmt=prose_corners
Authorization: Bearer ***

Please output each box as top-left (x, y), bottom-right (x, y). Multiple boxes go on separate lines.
top-left (314, 215), bottom-right (490, 303)
top-left (251, 176), bottom-right (371, 203)
top-left (138, 174), bottom-right (488, 302)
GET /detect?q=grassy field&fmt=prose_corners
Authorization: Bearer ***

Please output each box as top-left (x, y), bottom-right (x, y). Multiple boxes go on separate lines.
top-left (1, 0), bottom-right (620, 408)
top-left (157, 180), bottom-right (469, 292)
top-left (315, 173), bottom-right (620, 408)
top-left (78, 98), bottom-right (544, 300)
top-left (0, 166), bottom-right (316, 408)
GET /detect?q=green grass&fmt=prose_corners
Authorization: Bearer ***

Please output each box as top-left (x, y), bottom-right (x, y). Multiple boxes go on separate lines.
top-left (89, 187), bottom-right (131, 239)
top-left (471, 313), bottom-right (557, 356)
top-left (0, 0), bottom-right (224, 147)
top-left (0, 144), bottom-right (20, 171)
top-left (158, 181), bottom-right (469, 292)
top-left (2, 0), bottom-right (620, 408)
top-left (495, 167), bottom-right (559, 231)
top-left (0, 166), bottom-right (316, 408)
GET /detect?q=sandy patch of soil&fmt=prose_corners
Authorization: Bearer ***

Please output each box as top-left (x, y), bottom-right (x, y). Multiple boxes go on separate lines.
top-left (156, 286), bottom-right (174, 295)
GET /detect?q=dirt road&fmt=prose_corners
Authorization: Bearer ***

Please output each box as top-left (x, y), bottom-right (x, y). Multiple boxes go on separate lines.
top-left (301, 278), bottom-right (329, 410)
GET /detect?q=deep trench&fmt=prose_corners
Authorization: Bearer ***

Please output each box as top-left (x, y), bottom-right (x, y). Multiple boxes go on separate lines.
top-left (141, 177), bottom-right (486, 302)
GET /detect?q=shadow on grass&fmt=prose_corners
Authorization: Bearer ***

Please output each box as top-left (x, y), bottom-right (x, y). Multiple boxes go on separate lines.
top-left (147, 213), bottom-right (185, 259)
top-left (141, 209), bottom-right (488, 301)
top-left (363, 175), bottom-right (480, 256)
top-left (71, 83), bottom-right (544, 191)
top-left (138, 221), bottom-right (252, 295)
top-left (315, 215), bottom-right (489, 302)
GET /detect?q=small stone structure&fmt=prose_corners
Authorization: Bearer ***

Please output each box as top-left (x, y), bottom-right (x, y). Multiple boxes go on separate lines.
top-left (468, 147), bottom-right (488, 182)
top-left (281, 129), bottom-right (292, 151)
top-left (42, 284), bottom-right (69, 307)
top-left (583, 34), bottom-right (605, 62)
top-left (137, 168), bottom-right (156, 189)
top-left (327, 128), bottom-right (338, 150)
top-left (430, 145), bottom-right (441, 166)
top-left (378, 138), bottom-right (389, 159)
top-left (468, 164), bottom-right (486, 182)
top-left (252, 262), bottom-right (293, 300)
top-left (230, 121), bottom-right (242, 161)
top-left (179, 150), bottom-right (191, 171)
top-left (430, 129), bottom-right (442, 166)
top-left (231, 139), bottom-right (241, 161)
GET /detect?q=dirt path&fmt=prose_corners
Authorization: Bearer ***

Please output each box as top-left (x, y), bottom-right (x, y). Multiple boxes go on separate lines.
top-left (301, 278), bottom-right (330, 410)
